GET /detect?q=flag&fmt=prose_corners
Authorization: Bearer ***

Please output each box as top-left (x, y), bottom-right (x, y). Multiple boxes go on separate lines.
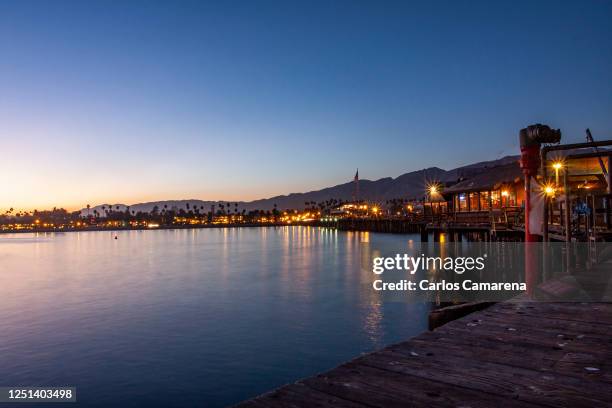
top-left (354, 169), bottom-right (359, 182)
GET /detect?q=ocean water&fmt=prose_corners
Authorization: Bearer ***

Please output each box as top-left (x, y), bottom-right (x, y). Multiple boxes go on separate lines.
top-left (0, 227), bottom-right (429, 407)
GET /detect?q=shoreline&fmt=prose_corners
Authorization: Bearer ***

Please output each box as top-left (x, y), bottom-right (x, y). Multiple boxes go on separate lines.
top-left (0, 222), bottom-right (323, 235)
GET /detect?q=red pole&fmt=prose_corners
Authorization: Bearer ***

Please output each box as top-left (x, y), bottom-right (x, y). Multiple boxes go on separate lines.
top-left (518, 125), bottom-right (561, 298)
top-left (520, 144), bottom-right (540, 242)
top-left (524, 175), bottom-right (532, 237)
top-left (520, 144), bottom-right (541, 297)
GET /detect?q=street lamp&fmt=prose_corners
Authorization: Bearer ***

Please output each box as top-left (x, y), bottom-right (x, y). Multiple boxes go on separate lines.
top-left (552, 161), bottom-right (564, 186)
top-left (427, 183), bottom-right (440, 200)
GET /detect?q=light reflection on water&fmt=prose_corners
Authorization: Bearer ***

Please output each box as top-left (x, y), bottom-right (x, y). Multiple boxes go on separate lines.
top-left (0, 227), bottom-right (428, 407)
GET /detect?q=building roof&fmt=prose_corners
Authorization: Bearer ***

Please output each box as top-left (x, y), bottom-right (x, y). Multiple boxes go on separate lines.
top-left (443, 162), bottom-right (522, 194)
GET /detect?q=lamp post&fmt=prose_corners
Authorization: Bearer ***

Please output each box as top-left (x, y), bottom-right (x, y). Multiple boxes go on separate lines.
top-left (552, 161), bottom-right (563, 186)
top-left (427, 184), bottom-right (439, 223)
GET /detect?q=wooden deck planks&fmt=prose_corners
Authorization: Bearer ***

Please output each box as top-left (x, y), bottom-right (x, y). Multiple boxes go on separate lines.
top-left (235, 302), bottom-right (612, 407)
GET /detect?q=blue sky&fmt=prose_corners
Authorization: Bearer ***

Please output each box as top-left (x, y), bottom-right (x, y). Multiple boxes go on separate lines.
top-left (1, 0), bottom-right (611, 209)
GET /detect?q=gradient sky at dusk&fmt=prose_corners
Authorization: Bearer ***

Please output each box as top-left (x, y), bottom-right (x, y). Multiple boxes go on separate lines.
top-left (1, 0), bottom-right (611, 210)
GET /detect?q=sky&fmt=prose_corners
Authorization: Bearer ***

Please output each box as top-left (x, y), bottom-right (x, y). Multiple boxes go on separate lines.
top-left (1, 0), bottom-right (611, 211)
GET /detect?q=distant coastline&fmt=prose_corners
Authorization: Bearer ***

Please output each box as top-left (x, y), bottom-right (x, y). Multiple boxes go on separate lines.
top-left (0, 222), bottom-right (320, 235)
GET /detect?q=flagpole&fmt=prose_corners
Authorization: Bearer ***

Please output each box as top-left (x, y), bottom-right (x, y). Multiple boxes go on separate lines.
top-left (354, 169), bottom-right (359, 203)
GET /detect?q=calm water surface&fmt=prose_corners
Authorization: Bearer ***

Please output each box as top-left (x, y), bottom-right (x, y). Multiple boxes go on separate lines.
top-left (0, 227), bottom-right (428, 407)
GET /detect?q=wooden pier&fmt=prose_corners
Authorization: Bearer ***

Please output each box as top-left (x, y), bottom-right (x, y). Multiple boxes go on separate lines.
top-left (236, 301), bottom-right (612, 407)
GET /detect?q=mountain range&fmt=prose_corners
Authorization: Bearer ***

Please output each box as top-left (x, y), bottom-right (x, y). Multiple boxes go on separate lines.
top-left (80, 155), bottom-right (520, 215)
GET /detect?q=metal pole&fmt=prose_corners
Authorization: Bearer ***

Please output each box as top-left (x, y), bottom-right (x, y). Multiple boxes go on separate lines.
top-left (524, 174), bottom-right (537, 297)
top-left (606, 156), bottom-right (612, 229)
top-left (541, 152), bottom-right (549, 243)
top-left (563, 169), bottom-right (571, 242)
top-left (563, 169), bottom-right (571, 273)
top-left (521, 144), bottom-right (540, 243)
top-left (525, 177), bottom-right (531, 237)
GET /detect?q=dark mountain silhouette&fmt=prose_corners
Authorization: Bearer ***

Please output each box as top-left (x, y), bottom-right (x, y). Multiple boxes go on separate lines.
top-left (81, 155), bottom-right (520, 215)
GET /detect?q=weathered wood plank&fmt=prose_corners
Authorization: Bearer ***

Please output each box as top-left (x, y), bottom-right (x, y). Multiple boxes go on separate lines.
top-left (483, 307), bottom-right (612, 336)
top-left (494, 302), bottom-right (612, 325)
top-left (431, 306), bottom-right (612, 358)
top-left (302, 363), bottom-right (539, 408)
top-left (411, 330), bottom-right (612, 383)
top-left (359, 349), bottom-right (609, 407)
top-left (433, 320), bottom-right (612, 358)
